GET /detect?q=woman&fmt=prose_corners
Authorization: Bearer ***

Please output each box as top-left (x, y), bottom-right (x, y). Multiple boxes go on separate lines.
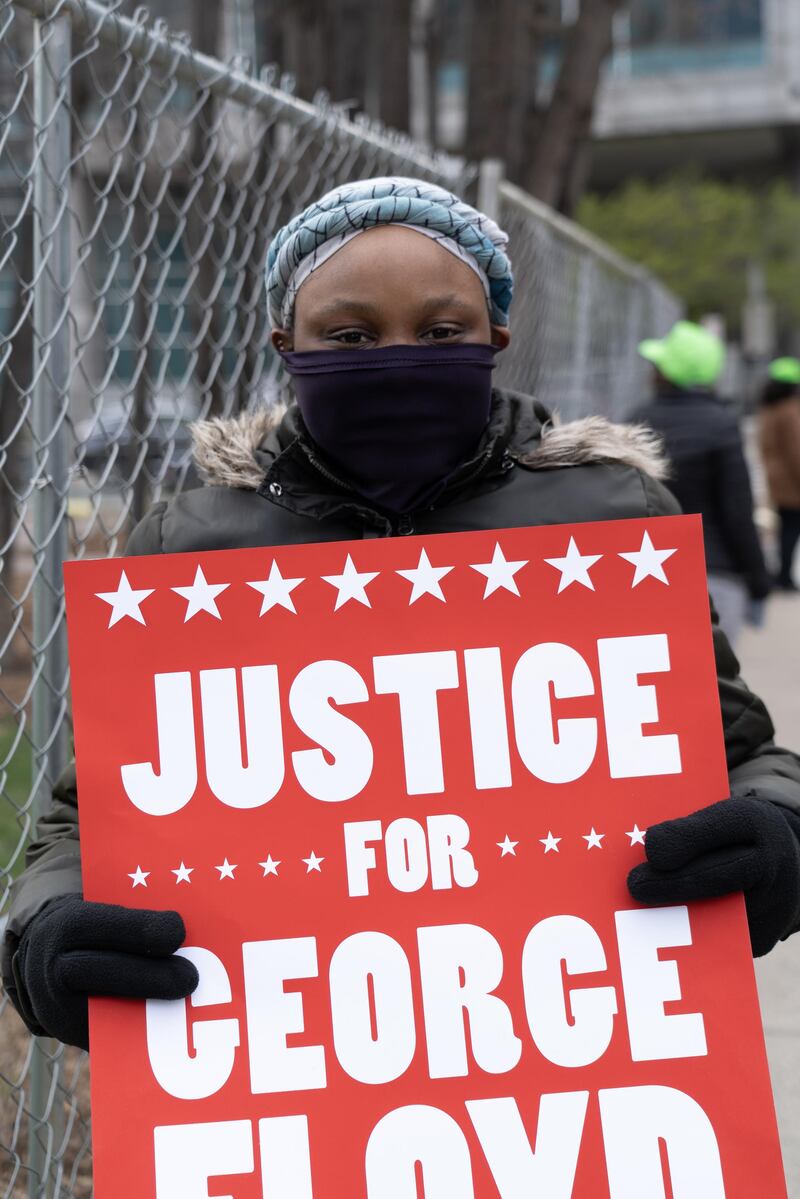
top-left (6, 177), bottom-right (800, 1049)
top-left (760, 357), bottom-right (800, 592)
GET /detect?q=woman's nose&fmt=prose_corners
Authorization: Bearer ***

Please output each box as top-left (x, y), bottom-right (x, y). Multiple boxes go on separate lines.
top-left (374, 330), bottom-right (419, 347)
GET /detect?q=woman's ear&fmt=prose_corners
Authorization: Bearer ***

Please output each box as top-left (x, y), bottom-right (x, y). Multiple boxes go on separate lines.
top-left (491, 325), bottom-right (511, 351)
top-left (271, 328), bottom-right (293, 352)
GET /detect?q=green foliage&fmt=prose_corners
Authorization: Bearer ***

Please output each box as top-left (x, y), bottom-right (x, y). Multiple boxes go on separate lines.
top-left (759, 181), bottom-right (800, 327)
top-left (577, 174), bottom-right (800, 336)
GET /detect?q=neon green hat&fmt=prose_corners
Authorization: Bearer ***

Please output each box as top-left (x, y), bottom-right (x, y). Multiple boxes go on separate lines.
top-left (769, 357), bottom-right (800, 385)
top-left (638, 320), bottom-right (725, 389)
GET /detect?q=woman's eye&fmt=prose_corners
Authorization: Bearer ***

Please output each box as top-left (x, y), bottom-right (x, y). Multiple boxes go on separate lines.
top-left (425, 326), bottom-right (461, 341)
top-left (330, 329), bottom-right (371, 346)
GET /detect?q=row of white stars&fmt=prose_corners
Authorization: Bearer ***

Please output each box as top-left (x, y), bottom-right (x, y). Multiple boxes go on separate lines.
top-left (126, 827), bottom-right (647, 887)
top-left (498, 825), bottom-right (646, 856)
top-left (98, 533), bottom-right (677, 626)
top-left (128, 852), bottom-right (322, 887)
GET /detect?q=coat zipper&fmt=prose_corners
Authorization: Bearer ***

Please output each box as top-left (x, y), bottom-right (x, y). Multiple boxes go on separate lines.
top-left (303, 450), bottom-right (392, 536)
top-left (300, 443), bottom-right (502, 539)
top-left (304, 451), bottom-right (356, 494)
top-left (436, 446), bottom-right (497, 501)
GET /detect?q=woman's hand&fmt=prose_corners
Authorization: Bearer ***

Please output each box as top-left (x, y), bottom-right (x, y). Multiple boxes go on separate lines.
top-left (12, 895), bottom-right (199, 1048)
top-left (628, 797), bottom-right (800, 957)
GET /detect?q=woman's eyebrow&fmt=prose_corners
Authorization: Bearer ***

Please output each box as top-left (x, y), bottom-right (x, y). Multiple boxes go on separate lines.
top-left (416, 293), bottom-right (475, 315)
top-left (313, 298), bottom-right (381, 320)
top-left (311, 293), bottom-right (478, 323)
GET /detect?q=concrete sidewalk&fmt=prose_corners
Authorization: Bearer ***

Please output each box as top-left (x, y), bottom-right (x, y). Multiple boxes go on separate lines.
top-left (739, 594), bottom-right (800, 1194)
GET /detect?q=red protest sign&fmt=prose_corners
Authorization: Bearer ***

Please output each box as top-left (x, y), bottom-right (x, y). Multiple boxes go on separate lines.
top-left (64, 515), bottom-right (786, 1198)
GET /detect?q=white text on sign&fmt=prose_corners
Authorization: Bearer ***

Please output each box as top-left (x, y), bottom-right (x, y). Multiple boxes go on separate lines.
top-left (146, 906), bottom-right (722, 1198)
top-left (121, 634), bottom-right (681, 815)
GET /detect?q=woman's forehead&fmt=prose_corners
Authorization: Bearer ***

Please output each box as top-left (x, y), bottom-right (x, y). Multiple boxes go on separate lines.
top-left (296, 226), bottom-right (486, 312)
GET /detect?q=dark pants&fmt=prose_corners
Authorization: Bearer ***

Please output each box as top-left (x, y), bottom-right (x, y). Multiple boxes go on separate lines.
top-left (778, 507), bottom-right (800, 586)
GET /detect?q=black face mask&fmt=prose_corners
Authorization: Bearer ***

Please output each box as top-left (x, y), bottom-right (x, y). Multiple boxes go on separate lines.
top-left (280, 343), bottom-right (498, 515)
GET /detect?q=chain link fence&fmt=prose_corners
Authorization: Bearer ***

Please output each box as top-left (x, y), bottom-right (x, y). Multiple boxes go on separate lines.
top-left (0, 1), bottom-right (681, 1195)
top-left (496, 178), bottom-right (681, 421)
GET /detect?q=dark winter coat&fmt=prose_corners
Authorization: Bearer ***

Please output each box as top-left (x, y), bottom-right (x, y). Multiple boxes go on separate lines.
top-left (634, 390), bottom-right (771, 600)
top-left (5, 390), bottom-right (800, 1029)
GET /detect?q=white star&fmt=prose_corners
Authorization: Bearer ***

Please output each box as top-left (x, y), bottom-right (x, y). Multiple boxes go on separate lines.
top-left (302, 851), bottom-right (324, 873)
top-left (128, 865), bottom-right (150, 888)
top-left (172, 565), bottom-right (229, 621)
top-left (171, 861), bottom-right (194, 884)
top-left (471, 543), bottom-right (528, 598)
top-left (544, 537), bottom-right (602, 593)
top-left (497, 835), bottom-right (519, 857)
top-left (582, 828), bottom-right (605, 850)
top-left (96, 570), bottom-right (154, 628)
top-left (619, 531), bottom-right (677, 587)
top-left (215, 858), bottom-right (237, 880)
top-left (322, 554), bottom-right (379, 610)
top-left (396, 548), bottom-right (453, 604)
top-left (626, 825), bottom-right (646, 846)
top-left (539, 831), bottom-right (561, 854)
top-left (247, 561), bottom-right (305, 615)
top-left (259, 855), bottom-right (281, 877)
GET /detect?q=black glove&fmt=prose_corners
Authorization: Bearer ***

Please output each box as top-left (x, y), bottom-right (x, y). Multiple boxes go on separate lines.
top-left (13, 894), bottom-right (199, 1049)
top-left (628, 797), bottom-right (800, 957)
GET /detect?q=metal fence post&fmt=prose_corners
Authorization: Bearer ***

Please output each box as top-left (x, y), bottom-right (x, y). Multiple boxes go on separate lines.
top-left (477, 158), bottom-right (504, 224)
top-left (28, 10), bottom-right (73, 1198)
top-left (572, 254), bottom-right (595, 414)
top-left (624, 280), bottom-right (645, 420)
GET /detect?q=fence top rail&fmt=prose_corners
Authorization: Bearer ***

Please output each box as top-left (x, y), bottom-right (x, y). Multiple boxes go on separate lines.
top-left (11, 0), bottom-right (467, 185)
top-left (499, 177), bottom-right (671, 296)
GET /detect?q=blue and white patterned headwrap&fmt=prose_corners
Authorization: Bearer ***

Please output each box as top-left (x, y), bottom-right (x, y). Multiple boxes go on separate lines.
top-left (265, 176), bottom-right (514, 329)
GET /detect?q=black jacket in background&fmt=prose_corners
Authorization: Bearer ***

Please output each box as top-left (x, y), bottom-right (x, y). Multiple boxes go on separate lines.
top-left (634, 390), bottom-right (770, 600)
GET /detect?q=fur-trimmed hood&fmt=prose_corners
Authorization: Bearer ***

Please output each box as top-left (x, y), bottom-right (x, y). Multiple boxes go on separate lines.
top-left (517, 414), bottom-right (668, 480)
top-left (191, 396), bottom-right (668, 490)
top-left (193, 405), bottom-right (285, 490)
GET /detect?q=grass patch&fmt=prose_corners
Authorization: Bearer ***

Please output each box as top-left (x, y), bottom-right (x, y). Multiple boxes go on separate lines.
top-left (0, 720), bottom-right (33, 878)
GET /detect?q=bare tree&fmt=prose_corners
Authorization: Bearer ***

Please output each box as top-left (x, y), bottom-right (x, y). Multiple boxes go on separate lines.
top-left (279, 0), bottom-right (335, 101)
top-left (266, 0), bottom-right (412, 130)
top-left (459, 0), bottom-right (622, 213)
top-left (423, 0), bottom-right (443, 146)
top-left (464, 0), bottom-right (520, 163)
top-left (376, 0), bottom-right (413, 130)
top-left (524, 0), bottom-right (624, 214)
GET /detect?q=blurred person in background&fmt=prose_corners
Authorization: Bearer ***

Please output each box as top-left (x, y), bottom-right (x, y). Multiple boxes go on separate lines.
top-left (634, 320), bottom-right (770, 646)
top-left (759, 357), bottom-right (800, 593)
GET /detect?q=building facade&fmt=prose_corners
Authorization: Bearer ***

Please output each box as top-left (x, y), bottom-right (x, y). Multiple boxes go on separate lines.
top-left (592, 0), bottom-right (800, 188)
